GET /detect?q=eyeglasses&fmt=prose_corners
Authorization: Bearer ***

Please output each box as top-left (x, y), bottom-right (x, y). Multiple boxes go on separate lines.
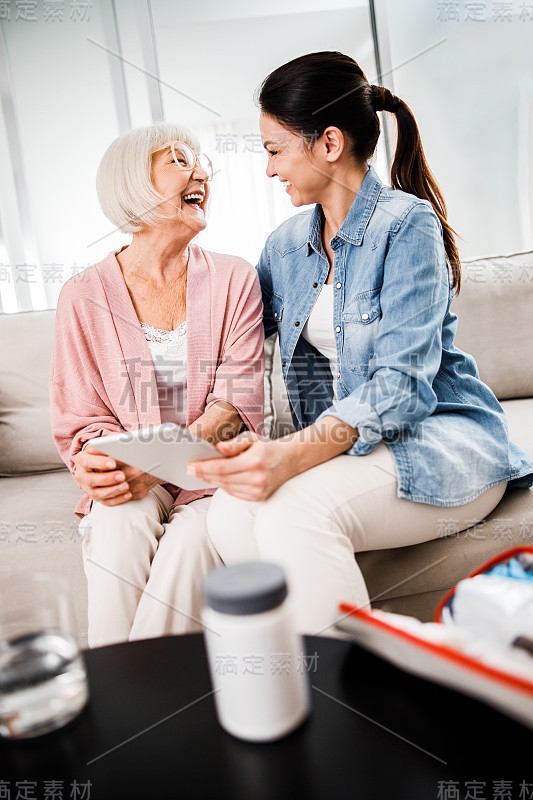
top-left (154, 140), bottom-right (214, 182)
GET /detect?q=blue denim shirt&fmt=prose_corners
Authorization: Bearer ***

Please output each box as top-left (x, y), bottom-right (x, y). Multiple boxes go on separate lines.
top-left (257, 166), bottom-right (533, 506)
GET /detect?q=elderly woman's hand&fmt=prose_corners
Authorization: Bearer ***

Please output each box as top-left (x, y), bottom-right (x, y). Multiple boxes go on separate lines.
top-left (73, 445), bottom-right (162, 506)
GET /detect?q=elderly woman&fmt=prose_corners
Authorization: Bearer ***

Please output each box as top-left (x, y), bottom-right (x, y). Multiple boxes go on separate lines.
top-left (49, 123), bottom-right (264, 648)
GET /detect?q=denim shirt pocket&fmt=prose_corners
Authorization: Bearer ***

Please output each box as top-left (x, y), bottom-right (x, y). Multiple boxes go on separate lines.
top-left (341, 288), bottom-right (382, 376)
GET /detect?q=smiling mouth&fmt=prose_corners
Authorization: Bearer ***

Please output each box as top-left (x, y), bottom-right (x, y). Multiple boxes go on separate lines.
top-left (281, 180), bottom-right (293, 193)
top-left (182, 192), bottom-right (204, 211)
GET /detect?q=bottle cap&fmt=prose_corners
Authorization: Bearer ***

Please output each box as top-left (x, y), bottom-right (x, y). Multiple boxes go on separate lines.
top-left (204, 562), bottom-right (288, 615)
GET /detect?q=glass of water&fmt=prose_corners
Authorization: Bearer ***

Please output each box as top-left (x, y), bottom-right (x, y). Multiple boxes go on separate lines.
top-left (0, 572), bottom-right (89, 739)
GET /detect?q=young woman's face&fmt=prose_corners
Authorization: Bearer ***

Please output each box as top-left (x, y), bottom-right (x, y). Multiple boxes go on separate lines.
top-left (260, 113), bottom-right (329, 206)
top-left (151, 144), bottom-right (209, 235)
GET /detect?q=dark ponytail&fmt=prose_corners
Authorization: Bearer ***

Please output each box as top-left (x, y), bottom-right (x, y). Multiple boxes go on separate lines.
top-left (258, 52), bottom-right (461, 293)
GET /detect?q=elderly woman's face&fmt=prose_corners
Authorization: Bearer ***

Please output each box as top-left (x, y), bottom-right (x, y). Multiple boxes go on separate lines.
top-left (151, 143), bottom-right (209, 234)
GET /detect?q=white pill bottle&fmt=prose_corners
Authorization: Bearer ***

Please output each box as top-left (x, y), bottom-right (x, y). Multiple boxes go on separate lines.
top-left (202, 562), bottom-right (311, 742)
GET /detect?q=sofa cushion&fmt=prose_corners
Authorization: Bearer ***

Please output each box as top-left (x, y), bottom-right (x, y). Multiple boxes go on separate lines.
top-left (501, 398), bottom-right (533, 459)
top-left (452, 249), bottom-right (533, 400)
top-left (0, 470), bottom-right (87, 648)
top-left (0, 309), bottom-right (65, 475)
top-left (264, 334), bottom-right (294, 440)
top-left (263, 337), bottom-right (276, 439)
top-left (358, 485), bottom-right (533, 621)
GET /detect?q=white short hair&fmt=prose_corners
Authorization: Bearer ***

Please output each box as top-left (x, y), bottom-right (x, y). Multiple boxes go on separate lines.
top-left (96, 123), bottom-right (201, 233)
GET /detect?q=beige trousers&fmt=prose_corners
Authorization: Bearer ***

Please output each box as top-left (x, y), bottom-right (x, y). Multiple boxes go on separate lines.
top-left (206, 442), bottom-right (508, 638)
top-left (79, 487), bottom-right (221, 648)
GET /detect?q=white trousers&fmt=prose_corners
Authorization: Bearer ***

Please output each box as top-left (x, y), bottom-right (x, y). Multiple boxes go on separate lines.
top-left (79, 487), bottom-right (221, 648)
top-left (206, 443), bottom-right (508, 637)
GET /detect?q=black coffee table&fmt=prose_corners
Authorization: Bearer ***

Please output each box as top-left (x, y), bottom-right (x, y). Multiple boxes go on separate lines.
top-left (1, 634), bottom-right (532, 799)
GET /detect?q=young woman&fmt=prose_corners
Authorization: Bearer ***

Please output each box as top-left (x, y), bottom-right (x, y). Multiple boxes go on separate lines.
top-left (191, 52), bottom-right (533, 636)
top-left (50, 123), bottom-right (264, 647)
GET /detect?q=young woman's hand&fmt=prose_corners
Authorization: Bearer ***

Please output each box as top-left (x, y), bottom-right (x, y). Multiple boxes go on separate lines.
top-left (73, 445), bottom-right (162, 506)
top-left (187, 432), bottom-right (296, 502)
top-left (187, 418), bottom-right (359, 502)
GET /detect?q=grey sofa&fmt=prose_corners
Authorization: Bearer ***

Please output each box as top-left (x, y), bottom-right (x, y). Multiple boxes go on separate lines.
top-left (1, 249), bottom-right (532, 649)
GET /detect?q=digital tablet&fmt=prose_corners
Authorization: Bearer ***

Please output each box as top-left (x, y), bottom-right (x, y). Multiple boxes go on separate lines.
top-left (87, 423), bottom-right (224, 490)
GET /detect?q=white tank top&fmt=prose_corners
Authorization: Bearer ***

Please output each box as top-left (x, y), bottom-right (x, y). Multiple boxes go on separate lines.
top-left (141, 321), bottom-right (188, 426)
top-left (301, 283), bottom-right (339, 401)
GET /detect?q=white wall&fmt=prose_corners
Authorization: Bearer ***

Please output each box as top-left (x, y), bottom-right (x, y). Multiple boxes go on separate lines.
top-left (379, 0), bottom-right (533, 258)
top-left (0, 3), bottom-right (120, 310)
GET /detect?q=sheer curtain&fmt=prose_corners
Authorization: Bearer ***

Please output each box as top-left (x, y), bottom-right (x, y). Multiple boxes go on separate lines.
top-left (194, 117), bottom-right (309, 266)
top-left (0, 0), bottom-right (379, 312)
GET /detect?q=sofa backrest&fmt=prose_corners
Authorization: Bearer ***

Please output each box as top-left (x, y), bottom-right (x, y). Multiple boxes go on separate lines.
top-left (0, 309), bottom-right (65, 476)
top-left (2, 249), bottom-right (531, 467)
top-left (452, 249), bottom-right (533, 400)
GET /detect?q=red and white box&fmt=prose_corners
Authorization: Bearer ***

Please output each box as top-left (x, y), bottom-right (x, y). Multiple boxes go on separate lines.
top-left (336, 547), bottom-right (533, 729)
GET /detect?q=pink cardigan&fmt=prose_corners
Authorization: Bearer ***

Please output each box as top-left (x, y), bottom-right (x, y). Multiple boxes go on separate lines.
top-left (49, 243), bottom-right (265, 519)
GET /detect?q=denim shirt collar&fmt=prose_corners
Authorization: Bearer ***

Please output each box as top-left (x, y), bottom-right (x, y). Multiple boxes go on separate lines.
top-left (307, 165), bottom-right (383, 256)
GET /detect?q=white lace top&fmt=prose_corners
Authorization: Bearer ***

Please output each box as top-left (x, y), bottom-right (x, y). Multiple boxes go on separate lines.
top-left (141, 320), bottom-right (188, 425)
